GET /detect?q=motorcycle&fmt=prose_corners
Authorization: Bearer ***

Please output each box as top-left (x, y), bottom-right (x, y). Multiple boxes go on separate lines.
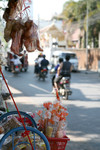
top-left (13, 64), bottom-right (20, 74)
top-left (5, 51), bottom-right (28, 73)
top-left (20, 53), bottom-right (28, 72)
top-left (58, 77), bottom-right (72, 100)
top-left (39, 67), bottom-right (48, 81)
top-left (21, 62), bottom-right (28, 72)
top-left (5, 51), bottom-right (14, 72)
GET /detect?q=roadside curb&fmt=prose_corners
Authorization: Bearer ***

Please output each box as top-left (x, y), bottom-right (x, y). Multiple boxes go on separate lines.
top-left (78, 70), bottom-right (99, 74)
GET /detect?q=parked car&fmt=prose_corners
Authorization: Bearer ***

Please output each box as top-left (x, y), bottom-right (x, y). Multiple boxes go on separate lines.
top-left (51, 50), bottom-right (78, 71)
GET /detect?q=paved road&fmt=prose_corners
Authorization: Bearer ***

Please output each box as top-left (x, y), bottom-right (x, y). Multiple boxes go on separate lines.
top-left (3, 65), bottom-right (100, 150)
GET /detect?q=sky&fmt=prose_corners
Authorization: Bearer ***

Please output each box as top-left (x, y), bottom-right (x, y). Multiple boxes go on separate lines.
top-left (32, 0), bottom-right (67, 20)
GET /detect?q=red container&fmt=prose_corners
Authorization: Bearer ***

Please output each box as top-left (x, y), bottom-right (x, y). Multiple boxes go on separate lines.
top-left (47, 136), bottom-right (70, 150)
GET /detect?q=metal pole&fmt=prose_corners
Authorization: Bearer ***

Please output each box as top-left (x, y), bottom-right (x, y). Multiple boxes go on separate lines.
top-left (86, 0), bottom-right (88, 71)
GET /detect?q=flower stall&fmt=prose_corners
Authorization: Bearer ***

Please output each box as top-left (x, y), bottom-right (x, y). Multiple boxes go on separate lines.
top-left (0, 0), bottom-right (70, 149)
top-left (36, 100), bottom-right (70, 150)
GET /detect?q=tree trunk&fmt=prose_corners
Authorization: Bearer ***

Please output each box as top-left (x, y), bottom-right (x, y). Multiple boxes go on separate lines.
top-left (84, 31), bottom-right (86, 48)
top-left (99, 32), bottom-right (100, 48)
top-left (93, 36), bottom-right (95, 48)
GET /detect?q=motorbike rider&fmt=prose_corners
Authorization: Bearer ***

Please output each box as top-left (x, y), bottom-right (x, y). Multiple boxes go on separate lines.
top-left (51, 58), bottom-right (63, 93)
top-left (20, 50), bottom-right (26, 65)
top-left (20, 50), bottom-right (28, 70)
top-left (34, 53), bottom-right (43, 75)
top-left (40, 55), bottom-right (49, 72)
top-left (54, 54), bottom-right (73, 91)
top-left (11, 54), bottom-right (22, 72)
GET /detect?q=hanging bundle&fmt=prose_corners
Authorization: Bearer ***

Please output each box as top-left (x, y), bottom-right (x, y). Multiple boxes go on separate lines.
top-left (3, 0), bottom-right (23, 21)
top-left (23, 19), bottom-right (43, 52)
top-left (3, 0), bottom-right (43, 55)
top-left (10, 20), bottom-right (24, 55)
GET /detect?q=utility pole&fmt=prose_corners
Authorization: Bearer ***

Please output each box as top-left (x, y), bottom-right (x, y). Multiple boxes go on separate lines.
top-left (86, 0), bottom-right (89, 71)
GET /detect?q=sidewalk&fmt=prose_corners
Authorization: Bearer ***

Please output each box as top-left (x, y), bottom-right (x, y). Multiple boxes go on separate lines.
top-left (65, 70), bottom-right (100, 150)
top-left (2, 68), bottom-right (100, 150)
top-left (78, 69), bottom-right (99, 73)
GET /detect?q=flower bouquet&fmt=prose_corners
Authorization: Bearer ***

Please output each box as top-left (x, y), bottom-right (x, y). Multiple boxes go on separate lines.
top-left (37, 101), bottom-right (68, 138)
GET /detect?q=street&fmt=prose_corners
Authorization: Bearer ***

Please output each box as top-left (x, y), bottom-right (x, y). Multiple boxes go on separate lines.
top-left (3, 65), bottom-right (100, 150)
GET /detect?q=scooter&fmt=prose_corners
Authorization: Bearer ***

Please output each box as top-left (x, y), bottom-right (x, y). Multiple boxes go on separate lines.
top-left (13, 64), bottom-right (20, 74)
top-left (20, 53), bottom-right (28, 72)
top-left (21, 63), bottom-right (28, 72)
top-left (58, 77), bottom-right (72, 100)
top-left (39, 67), bottom-right (48, 81)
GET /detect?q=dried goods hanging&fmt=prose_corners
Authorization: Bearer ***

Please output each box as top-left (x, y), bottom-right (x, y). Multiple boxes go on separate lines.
top-left (10, 20), bottom-right (24, 55)
top-left (3, 0), bottom-right (43, 55)
top-left (4, 20), bottom-right (15, 42)
top-left (3, 0), bottom-right (23, 21)
top-left (23, 19), bottom-right (43, 52)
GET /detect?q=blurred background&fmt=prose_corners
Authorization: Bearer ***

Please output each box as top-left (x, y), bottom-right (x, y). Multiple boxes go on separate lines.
top-left (0, 0), bottom-right (100, 71)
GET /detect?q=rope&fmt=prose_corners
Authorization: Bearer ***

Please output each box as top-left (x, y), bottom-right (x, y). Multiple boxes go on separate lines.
top-left (0, 67), bottom-right (34, 150)
top-left (23, 1), bottom-right (29, 19)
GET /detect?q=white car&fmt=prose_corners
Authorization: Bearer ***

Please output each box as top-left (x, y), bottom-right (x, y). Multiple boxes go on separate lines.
top-left (51, 50), bottom-right (78, 71)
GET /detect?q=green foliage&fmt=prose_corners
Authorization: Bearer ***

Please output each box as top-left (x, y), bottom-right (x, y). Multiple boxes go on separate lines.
top-left (61, 0), bottom-right (78, 22)
top-left (60, 0), bottom-right (100, 48)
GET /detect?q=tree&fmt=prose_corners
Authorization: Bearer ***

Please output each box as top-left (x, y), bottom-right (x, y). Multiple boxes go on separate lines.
top-left (59, 0), bottom-right (100, 48)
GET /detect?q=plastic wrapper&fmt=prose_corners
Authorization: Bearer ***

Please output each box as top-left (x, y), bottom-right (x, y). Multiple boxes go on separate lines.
top-left (3, 0), bottom-right (23, 21)
top-left (45, 126), bottom-right (53, 137)
top-left (1, 79), bottom-right (10, 100)
top-left (36, 142), bottom-right (46, 150)
top-left (3, 116), bottom-right (21, 133)
top-left (2, 136), bottom-right (20, 150)
top-left (3, 8), bottom-right (10, 21)
top-left (4, 20), bottom-right (15, 42)
top-left (11, 20), bottom-right (24, 55)
top-left (55, 120), bottom-right (67, 138)
top-left (45, 120), bottom-right (66, 138)
top-left (8, 0), bottom-right (23, 11)
top-left (0, 95), bottom-right (6, 112)
top-left (15, 134), bottom-right (44, 150)
top-left (45, 118), bottom-right (59, 138)
top-left (16, 112), bottom-right (35, 126)
top-left (0, 125), bottom-right (4, 134)
top-left (9, 7), bottom-right (18, 20)
top-left (37, 101), bottom-right (68, 138)
top-left (23, 19), bottom-right (43, 52)
top-left (15, 145), bottom-right (31, 150)
top-left (8, 0), bottom-right (23, 20)
top-left (1, 131), bottom-right (47, 150)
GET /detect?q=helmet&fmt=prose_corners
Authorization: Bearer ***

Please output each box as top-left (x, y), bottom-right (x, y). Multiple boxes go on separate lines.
top-left (40, 53), bottom-right (43, 56)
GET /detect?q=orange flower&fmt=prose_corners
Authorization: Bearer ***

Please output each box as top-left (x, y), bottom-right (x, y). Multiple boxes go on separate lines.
top-left (45, 111), bottom-right (51, 118)
top-left (59, 116), bottom-right (66, 121)
top-left (38, 119), bottom-right (44, 130)
top-left (56, 113), bottom-right (65, 121)
top-left (38, 119), bottom-right (42, 124)
top-left (61, 106), bottom-right (67, 111)
top-left (56, 111), bottom-right (68, 121)
top-left (53, 102), bottom-right (59, 108)
top-left (48, 118), bottom-right (55, 125)
top-left (56, 113), bottom-right (61, 118)
top-left (37, 110), bottom-right (43, 117)
top-left (62, 111), bottom-right (69, 117)
top-left (43, 102), bottom-right (52, 110)
top-left (51, 109), bottom-right (57, 115)
top-left (37, 100), bottom-right (68, 133)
